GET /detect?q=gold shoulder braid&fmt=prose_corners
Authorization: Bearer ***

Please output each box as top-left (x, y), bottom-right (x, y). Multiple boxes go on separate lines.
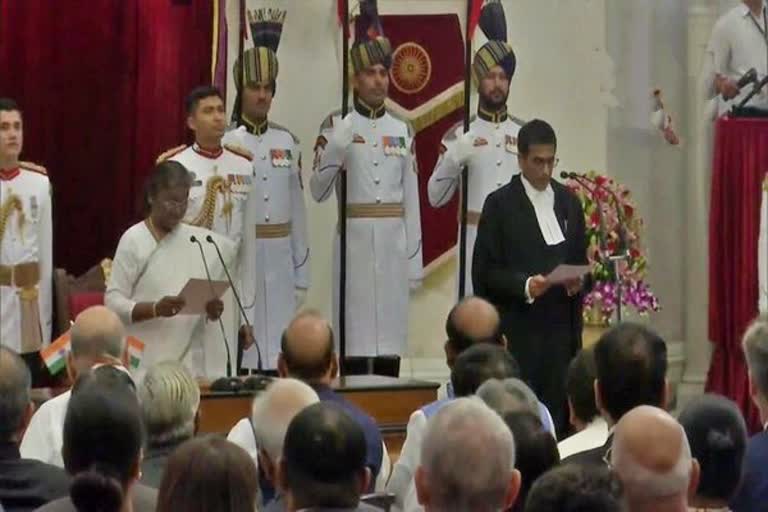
top-left (189, 173), bottom-right (233, 231)
top-left (0, 192), bottom-right (25, 251)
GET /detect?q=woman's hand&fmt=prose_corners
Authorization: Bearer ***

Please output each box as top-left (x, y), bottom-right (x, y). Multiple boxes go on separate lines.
top-left (205, 298), bottom-right (224, 321)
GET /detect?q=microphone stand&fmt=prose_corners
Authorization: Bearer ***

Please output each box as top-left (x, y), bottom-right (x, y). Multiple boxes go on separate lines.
top-left (733, 75), bottom-right (768, 114)
top-left (190, 236), bottom-right (233, 377)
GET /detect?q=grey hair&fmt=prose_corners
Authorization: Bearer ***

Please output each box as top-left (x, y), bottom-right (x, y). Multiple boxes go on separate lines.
top-left (420, 397), bottom-right (516, 511)
top-left (0, 347), bottom-right (32, 441)
top-left (476, 378), bottom-right (539, 417)
top-left (138, 361), bottom-right (200, 446)
top-left (743, 314), bottom-right (768, 396)
top-left (251, 378), bottom-right (319, 461)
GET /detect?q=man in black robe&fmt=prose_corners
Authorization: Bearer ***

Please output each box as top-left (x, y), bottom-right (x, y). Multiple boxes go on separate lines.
top-left (472, 119), bottom-right (588, 434)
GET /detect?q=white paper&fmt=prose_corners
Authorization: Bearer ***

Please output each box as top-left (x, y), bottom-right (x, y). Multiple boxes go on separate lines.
top-left (546, 264), bottom-right (591, 285)
top-left (177, 278), bottom-right (230, 315)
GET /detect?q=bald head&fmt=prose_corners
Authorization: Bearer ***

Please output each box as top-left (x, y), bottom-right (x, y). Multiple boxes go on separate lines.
top-left (70, 306), bottom-right (125, 369)
top-left (279, 310), bottom-right (335, 383)
top-left (445, 297), bottom-right (503, 365)
top-left (251, 378), bottom-right (319, 461)
top-left (611, 405), bottom-right (697, 507)
top-left (0, 347), bottom-right (32, 442)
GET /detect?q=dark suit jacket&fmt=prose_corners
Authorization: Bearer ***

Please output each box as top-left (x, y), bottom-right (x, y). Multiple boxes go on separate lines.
top-left (730, 430), bottom-right (768, 511)
top-left (561, 435), bottom-right (612, 468)
top-left (0, 442), bottom-right (69, 512)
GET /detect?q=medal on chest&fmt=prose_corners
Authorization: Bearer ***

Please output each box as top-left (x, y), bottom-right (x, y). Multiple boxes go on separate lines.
top-left (505, 135), bottom-right (518, 154)
top-left (270, 149), bottom-right (293, 168)
top-left (382, 136), bottom-right (407, 156)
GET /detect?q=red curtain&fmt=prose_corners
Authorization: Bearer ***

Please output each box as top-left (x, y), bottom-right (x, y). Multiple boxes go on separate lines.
top-left (707, 117), bottom-right (768, 433)
top-left (0, 0), bottom-right (214, 275)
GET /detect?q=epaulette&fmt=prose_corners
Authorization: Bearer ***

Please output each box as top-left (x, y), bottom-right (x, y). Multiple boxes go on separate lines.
top-left (319, 109), bottom-right (342, 131)
top-left (19, 161), bottom-right (47, 176)
top-left (156, 145), bottom-right (187, 164)
top-left (510, 114), bottom-right (527, 127)
top-left (268, 121), bottom-right (300, 145)
top-left (224, 143), bottom-right (254, 161)
top-left (443, 116), bottom-right (477, 142)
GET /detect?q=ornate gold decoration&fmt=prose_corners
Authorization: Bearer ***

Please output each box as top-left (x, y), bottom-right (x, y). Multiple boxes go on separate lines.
top-left (391, 42), bottom-right (432, 95)
top-left (0, 192), bottom-right (25, 251)
top-left (189, 171), bottom-right (233, 231)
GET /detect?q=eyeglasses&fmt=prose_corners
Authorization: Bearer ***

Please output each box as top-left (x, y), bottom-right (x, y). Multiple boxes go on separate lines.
top-left (530, 156), bottom-right (560, 169)
top-left (162, 199), bottom-right (188, 212)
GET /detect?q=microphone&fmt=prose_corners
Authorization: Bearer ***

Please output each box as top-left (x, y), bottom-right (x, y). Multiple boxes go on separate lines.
top-left (190, 235), bottom-right (234, 378)
top-left (205, 234), bottom-right (263, 372)
top-left (735, 73), bottom-right (768, 111)
top-left (736, 68), bottom-right (758, 90)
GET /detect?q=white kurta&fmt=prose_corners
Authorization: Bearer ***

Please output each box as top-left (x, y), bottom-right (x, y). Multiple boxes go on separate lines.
top-left (0, 165), bottom-right (52, 353)
top-left (169, 144), bottom-right (253, 370)
top-left (19, 389), bottom-right (70, 467)
top-left (311, 107), bottom-right (423, 357)
top-left (223, 121), bottom-right (310, 369)
top-left (703, 1), bottom-right (768, 115)
top-left (428, 113), bottom-right (523, 295)
top-left (105, 221), bottom-right (235, 378)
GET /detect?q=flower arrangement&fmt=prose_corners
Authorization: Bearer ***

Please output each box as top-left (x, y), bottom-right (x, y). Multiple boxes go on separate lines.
top-left (565, 172), bottom-right (660, 324)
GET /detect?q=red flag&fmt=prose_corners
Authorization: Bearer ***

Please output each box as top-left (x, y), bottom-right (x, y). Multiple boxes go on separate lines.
top-left (467, 0), bottom-right (483, 39)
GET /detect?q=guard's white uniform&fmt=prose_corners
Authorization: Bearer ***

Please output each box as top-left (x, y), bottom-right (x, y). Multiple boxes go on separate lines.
top-left (0, 162), bottom-right (52, 353)
top-left (311, 102), bottom-right (423, 357)
top-left (223, 120), bottom-right (310, 369)
top-left (428, 110), bottom-right (523, 295)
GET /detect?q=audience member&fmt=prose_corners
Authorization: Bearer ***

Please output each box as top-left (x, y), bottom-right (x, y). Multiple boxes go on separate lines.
top-left (731, 315), bottom-right (768, 511)
top-left (564, 322), bottom-right (668, 466)
top-left (252, 378), bottom-right (319, 512)
top-left (558, 348), bottom-right (608, 459)
top-left (0, 347), bottom-right (69, 511)
top-left (277, 402), bottom-right (380, 512)
top-left (502, 410), bottom-right (560, 511)
top-left (679, 394), bottom-right (746, 512)
top-left (36, 366), bottom-right (155, 512)
top-left (476, 377), bottom-right (556, 434)
top-left (610, 405), bottom-right (699, 512)
top-left (137, 361), bottom-right (200, 488)
top-left (414, 397), bottom-right (520, 512)
top-left (523, 464), bottom-right (624, 512)
top-left (388, 342), bottom-right (520, 511)
top-left (21, 306), bottom-right (126, 467)
top-left (440, 296), bottom-right (506, 398)
top-left (156, 435), bottom-right (258, 512)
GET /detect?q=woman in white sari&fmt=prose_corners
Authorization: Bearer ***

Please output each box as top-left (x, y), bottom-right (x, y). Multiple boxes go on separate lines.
top-left (106, 161), bottom-right (234, 379)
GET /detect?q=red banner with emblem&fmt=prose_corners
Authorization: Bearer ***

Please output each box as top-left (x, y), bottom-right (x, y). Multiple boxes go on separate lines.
top-left (381, 14), bottom-right (465, 271)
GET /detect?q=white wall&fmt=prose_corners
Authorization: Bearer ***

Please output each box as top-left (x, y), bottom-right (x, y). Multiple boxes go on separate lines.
top-left (225, 0), bottom-right (611, 363)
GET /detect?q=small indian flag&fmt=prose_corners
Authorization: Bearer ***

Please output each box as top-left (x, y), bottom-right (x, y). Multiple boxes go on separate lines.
top-left (126, 337), bottom-right (145, 370)
top-left (40, 333), bottom-right (71, 376)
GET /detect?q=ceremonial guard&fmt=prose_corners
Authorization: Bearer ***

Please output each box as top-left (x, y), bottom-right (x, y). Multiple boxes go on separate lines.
top-left (311, 0), bottom-right (422, 372)
top-left (156, 86), bottom-right (253, 376)
top-left (223, 8), bottom-right (310, 370)
top-left (428, 0), bottom-right (522, 295)
top-left (0, 98), bottom-right (52, 379)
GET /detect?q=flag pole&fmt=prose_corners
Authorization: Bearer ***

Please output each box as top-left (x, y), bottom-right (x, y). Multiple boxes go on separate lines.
top-left (339, 0), bottom-right (351, 375)
top-left (458, 0), bottom-right (473, 299)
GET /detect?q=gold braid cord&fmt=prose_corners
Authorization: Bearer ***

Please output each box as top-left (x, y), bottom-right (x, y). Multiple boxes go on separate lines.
top-left (0, 193), bottom-right (25, 251)
top-left (189, 175), bottom-right (233, 231)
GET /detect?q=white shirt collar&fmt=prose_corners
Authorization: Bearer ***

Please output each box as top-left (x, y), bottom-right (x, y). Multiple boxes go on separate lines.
top-left (520, 175), bottom-right (565, 246)
top-left (521, 173), bottom-right (554, 199)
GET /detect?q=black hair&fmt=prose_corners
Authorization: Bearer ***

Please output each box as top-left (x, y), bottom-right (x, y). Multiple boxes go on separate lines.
top-left (678, 394), bottom-right (747, 502)
top-left (517, 119), bottom-right (557, 156)
top-left (0, 97), bottom-right (21, 116)
top-left (503, 410), bottom-right (560, 512)
top-left (280, 322), bottom-right (335, 382)
top-left (524, 464), bottom-right (624, 512)
top-left (450, 343), bottom-right (520, 397)
top-left (63, 367), bottom-right (143, 512)
top-left (283, 402), bottom-right (367, 509)
top-left (566, 349), bottom-right (599, 424)
top-left (142, 160), bottom-right (192, 214)
top-left (594, 322), bottom-right (667, 422)
top-left (185, 85), bottom-right (224, 115)
top-left (445, 301), bottom-right (504, 355)
top-left (0, 347), bottom-right (31, 442)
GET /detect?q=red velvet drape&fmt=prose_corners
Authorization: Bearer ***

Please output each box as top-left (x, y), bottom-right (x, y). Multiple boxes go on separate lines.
top-left (0, 0), bottom-right (214, 275)
top-left (707, 117), bottom-right (768, 433)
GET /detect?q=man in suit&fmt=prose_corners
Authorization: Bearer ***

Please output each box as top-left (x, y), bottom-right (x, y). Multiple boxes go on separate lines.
top-left (563, 322), bottom-right (669, 467)
top-left (472, 119), bottom-right (588, 431)
top-left (731, 315), bottom-right (768, 511)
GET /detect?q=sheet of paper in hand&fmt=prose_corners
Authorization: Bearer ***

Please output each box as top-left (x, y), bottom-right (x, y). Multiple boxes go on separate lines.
top-left (546, 264), bottom-right (591, 285)
top-left (177, 279), bottom-right (230, 315)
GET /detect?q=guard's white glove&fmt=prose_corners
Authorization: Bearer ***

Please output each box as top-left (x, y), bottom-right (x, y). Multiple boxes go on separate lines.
top-left (329, 115), bottom-right (354, 152)
top-left (294, 288), bottom-right (307, 311)
top-left (450, 132), bottom-right (478, 167)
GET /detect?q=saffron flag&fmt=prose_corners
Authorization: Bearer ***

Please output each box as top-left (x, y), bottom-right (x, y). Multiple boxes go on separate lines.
top-left (40, 334), bottom-right (70, 376)
top-left (126, 337), bottom-right (145, 370)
